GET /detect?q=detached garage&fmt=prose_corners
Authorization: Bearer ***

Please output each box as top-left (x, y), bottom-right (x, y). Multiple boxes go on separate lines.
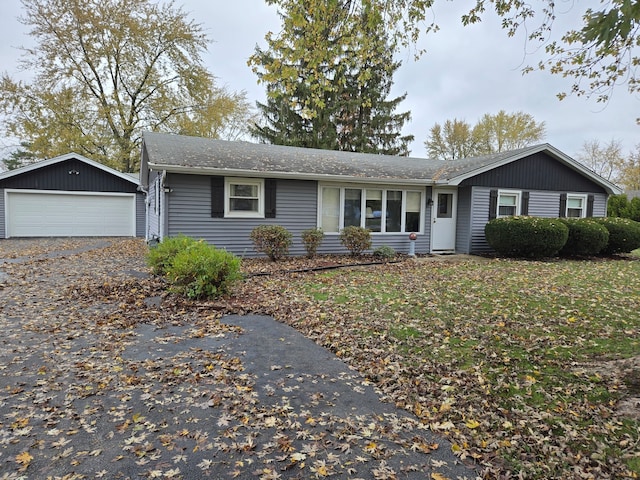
top-left (0, 153), bottom-right (144, 238)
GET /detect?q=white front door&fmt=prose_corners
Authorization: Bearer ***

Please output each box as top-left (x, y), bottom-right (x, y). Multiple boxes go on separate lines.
top-left (430, 188), bottom-right (457, 252)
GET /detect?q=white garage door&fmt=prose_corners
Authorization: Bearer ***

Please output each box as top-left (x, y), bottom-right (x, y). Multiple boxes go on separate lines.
top-left (6, 190), bottom-right (135, 237)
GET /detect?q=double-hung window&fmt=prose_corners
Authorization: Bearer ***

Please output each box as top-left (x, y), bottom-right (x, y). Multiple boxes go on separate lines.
top-left (319, 185), bottom-right (423, 233)
top-left (497, 190), bottom-right (520, 217)
top-left (225, 178), bottom-right (264, 217)
top-left (566, 194), bottom-right (587, 218)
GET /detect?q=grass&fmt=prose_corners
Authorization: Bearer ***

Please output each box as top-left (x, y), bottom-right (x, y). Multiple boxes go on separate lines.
top-left (260, 257), bottom-right (640, 478)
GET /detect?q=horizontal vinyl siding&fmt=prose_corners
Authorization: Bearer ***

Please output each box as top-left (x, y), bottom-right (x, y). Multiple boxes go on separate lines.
top-left (167, 175), bottom-right (319, 257)
top-left (165, 174), bottom-right (432, 257)
top-left (592, 193), bottom-right (607, 217)
top-left (528, 191), bottom-right (560, 217)
top-left (455, 187), bottom-right (472, 253)
top-left (470, 187), bottom-right (493, 254)
top-left (135, 193), bottom-right (145, 237)
top-left (0, 189), bottom-right (4, 238)
top-left (469, 189), bottom-right (612, 254)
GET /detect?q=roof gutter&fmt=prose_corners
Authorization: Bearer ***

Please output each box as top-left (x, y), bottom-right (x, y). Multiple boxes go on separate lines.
top-left (147, 163), bottom-right (437, 186)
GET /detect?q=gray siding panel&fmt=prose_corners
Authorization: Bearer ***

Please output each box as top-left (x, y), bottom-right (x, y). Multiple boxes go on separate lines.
top-left (593, 193), bottom-right (607, 217)
top-left (165, 174), bottom-right (431, 257)
top-left (455, 187), bottom-right (472, 253)
top-left (528, 191), bottom-right (560, 217)
top-left (470, 187), bottom-right (493, 254)
top-left (0, 189), bottom-right (4, 238)
top-left (135, 193), bottom-right (145, 237)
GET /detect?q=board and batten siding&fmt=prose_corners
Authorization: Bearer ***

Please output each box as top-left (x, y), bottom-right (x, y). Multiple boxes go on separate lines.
top-left (468, 187), bottom-right (610, 254)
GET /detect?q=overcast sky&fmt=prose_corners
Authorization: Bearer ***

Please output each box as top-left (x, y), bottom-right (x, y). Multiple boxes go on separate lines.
top-left (0, 0), bottom-right (638, 159)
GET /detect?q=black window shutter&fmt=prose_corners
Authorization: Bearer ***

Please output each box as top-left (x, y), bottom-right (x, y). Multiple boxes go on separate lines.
top-left (587, 194), bottom-right (594, 217)
top-left (265, 179), bottom-right (277, 218)
top-left (489, 189), bottom-right (498, 220)
top-left (521, 191), bottom-right (530, 216)
top-left (211, 176), bottom-right (224, 218)
top-left (559, 193), bottom-right (567, 218)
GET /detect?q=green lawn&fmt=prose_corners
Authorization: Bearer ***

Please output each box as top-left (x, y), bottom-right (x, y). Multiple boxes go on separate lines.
top-left (247, 257), bottom-right (640, 478)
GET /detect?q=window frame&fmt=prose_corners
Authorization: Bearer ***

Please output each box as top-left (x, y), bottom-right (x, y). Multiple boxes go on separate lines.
top-left (566, 193), bottom-right (588, 218)
top-left (317, 183), bottom-right (425, 234)
top-left (496, 190), bottom-right (521, 218)
top-left (224, 177), bottom-right (265, 218)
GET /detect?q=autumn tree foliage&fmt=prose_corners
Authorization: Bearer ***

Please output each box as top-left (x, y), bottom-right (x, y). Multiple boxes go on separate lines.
top-left (249, 0), bottom-right (413, 155)
top-left (0, 0), bottom-right (252, 172)
top-left (424, 111), bottom-right (546, 160)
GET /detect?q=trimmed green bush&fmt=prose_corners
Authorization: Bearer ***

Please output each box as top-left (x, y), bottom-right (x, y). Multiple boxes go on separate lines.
top-left (339, 226), bottom-right (372, 256)
top-left (301, 227), bottom-right (324, 258)
top-left (250, 225), bottom-right (292, 261)
top-left (373, 245), bottom-right (396, 260)
top-left (165, 242), bottom-right (241, 299)
top-left (591, 217), bottom-right (640, 254)
top-left (146, 234), bottom-right (198, 275)
top-left (484, 216), bottom-right (569, 258)
top-left (558, 218), bottom-right (610, 256)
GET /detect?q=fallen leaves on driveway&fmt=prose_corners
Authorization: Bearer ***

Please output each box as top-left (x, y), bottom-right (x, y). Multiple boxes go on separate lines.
top-left (0, 239), bottom-right (475, 480)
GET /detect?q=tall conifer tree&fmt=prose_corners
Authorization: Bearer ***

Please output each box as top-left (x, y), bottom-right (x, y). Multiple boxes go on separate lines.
top-left (249, 0), bottom-right (413, 155)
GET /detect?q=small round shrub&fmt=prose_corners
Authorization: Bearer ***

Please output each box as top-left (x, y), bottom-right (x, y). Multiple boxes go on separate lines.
top-left (301, 227), bottom-right (324, 258)
top-left (558, 219), bottom-right (609, 256)
top-left (591, 217), bottom-right (640, 254)
top-left (165, 242), bottom-right (241, 299)
top-left (373, 245), bottom-right (396, 260)
top-left (484, 216), bottom-right (569, 258)
top-left (339, 226), bottom-right (372, 256)
top-left (250, 225), bottom-right (292, 261)
top-left (146, 234), bottom-right (198, 275)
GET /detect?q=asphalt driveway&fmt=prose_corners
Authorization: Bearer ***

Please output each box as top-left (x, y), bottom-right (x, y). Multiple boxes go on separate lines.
top-left (0, 238), bottom-right (479, 479)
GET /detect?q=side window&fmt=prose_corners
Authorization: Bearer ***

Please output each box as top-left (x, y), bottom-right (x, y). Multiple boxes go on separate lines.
top-left (224, 177), bottom-right (264, 218)
top-left (497, 191), bottom-right (520, 217)
top-left (566, 194), bottom-right (587, 218)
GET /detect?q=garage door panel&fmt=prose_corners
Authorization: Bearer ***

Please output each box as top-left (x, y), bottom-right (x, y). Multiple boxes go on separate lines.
top-left (7, 191), bottom-right (135, 237)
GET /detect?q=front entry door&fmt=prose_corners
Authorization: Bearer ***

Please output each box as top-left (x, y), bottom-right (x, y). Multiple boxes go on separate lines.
top-left (430, 188), bottom-right (457, 252)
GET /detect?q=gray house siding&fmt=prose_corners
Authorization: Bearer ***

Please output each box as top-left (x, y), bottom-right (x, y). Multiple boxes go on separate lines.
top-left (146, 172), bottom-right (162, 240)
top-left (468, 188), bottom-right (611, 254)
top-left (0, 189), bottom-right (4, 239)
top-left (135, 193), bottom-right (146, 237)
top-left (459, 152), bottom-right (608, 194)
top-left (455, 187), bottom-right (472, 253)
top-left (162, 173), bottom-right (431, 257)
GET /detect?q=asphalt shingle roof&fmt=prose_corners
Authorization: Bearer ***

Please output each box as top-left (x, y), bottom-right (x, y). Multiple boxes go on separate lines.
top-left (142, 131), bottom-right (546, 183)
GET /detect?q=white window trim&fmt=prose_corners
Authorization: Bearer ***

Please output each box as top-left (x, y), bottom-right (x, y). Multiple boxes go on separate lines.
top-left (224, 177), bottom-right (265, 218)
top-left (317, 183), bottom-right (425, 234)
top-left (566, 193), bottom-right (588, 218)
top-left (497, 189), bottom-right (521, 218)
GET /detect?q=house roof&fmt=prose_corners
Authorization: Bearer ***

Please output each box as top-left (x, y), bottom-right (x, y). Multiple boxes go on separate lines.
top-left (0, 152), bottom-right (139, 185)
top-left (141, 132), bottom-right (621, 194)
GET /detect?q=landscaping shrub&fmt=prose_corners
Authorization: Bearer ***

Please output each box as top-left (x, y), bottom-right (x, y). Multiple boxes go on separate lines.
top-left (373, 245), bottom-right (396, 260)
top-left (339, 226), bottom-right (372, 256)
top-left (165, 241), bottom-right (241, 299)
top-left (146, 234), bottom-right (198, 275)
top-left (484, 216), bottom-right (569, 258)
top-left (591, 217), bottom-right (640, 254)
top-left (250, 225), bottom-right (292, 261)
top-left (559, 218), bottom-right (609, 256)
top-left (301, 227), bottom-right (324, 258)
